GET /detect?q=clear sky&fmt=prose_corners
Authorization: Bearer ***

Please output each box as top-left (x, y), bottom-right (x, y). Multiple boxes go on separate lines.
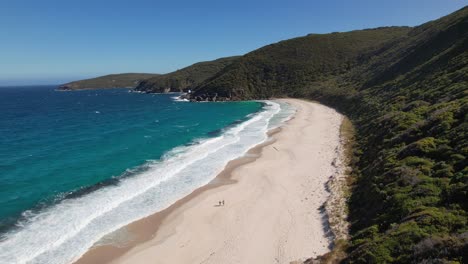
top-left (0, 0), bottom-right (466, 85)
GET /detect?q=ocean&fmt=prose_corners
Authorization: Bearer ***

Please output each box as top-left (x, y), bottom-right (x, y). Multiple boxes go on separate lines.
top-left (0, 86), bottom-right (294, 264)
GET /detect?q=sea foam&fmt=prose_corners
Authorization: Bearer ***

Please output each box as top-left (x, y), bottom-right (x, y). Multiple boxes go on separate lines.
top-left (0, 101), bottom-right (292, 264)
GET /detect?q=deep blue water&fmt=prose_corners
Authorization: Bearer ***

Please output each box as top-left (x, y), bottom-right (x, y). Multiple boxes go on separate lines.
top-left (0, 86), bottom-right (261, 232)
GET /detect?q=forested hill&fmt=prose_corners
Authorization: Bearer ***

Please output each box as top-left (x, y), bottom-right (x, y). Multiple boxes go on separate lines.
top-left (59, 56), bottom-right (239, 92)
top-left (195, 26), bottom-right (411, 99)
top-left (134, 56), bottom-right (240, 93)
top-left (195, 7), bottom-right (468, 263)
top-left (58, 73), bottom-right (158, 90)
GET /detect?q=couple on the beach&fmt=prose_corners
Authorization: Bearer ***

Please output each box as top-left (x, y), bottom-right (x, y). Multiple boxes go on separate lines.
top-left (218, 200), bottom-right (225, 206)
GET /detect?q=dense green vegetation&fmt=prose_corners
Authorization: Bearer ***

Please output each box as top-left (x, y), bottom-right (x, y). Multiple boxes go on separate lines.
top-left (59, 73), bottom-right (157, 90)
top-left (196, 27), bottom-right (411, 99)
top-left (134, 56), bottom-right (239, 93)
top-left (194, 7), bottom-right (468, 263)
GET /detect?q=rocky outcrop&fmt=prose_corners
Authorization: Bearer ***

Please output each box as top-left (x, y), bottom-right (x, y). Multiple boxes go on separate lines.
top-left (178, 92), bottom-right (232, 102)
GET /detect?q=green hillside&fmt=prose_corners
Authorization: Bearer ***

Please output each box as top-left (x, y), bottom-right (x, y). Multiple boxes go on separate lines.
top-left (194, 7), bottom-right (468, 263)
top-left (195, 27), bottom-right (411, 99)
top-left (134, 56), bottom-right (240, 93)
top-left (59, 73), bottom-right (158, 90)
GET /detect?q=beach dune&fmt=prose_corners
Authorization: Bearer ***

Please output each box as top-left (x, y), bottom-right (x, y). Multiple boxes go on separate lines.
top-left (77, 99), bottom-right (344, 264)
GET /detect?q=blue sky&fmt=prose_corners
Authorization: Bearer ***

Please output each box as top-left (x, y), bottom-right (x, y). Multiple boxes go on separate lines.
top-left (0, 0), bottom-right (466, 85)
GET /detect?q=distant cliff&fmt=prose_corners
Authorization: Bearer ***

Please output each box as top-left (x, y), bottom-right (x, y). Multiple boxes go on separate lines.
top-left (134, 56), bottom-right (240, 93)
top-left (58, 73), bottom-right (158, 90)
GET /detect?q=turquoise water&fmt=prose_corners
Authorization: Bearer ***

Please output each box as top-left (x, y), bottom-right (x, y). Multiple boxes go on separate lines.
top-left (0, 86), bottom-right (261, 231)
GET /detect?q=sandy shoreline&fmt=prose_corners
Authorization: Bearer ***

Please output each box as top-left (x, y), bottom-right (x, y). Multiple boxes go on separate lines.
top-left (75, 99), bottom-right (344, 264)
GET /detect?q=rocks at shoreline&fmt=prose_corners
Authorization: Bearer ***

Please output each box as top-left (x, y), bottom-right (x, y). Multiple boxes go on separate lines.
top-left (179, 92), bottom-right (231, 102)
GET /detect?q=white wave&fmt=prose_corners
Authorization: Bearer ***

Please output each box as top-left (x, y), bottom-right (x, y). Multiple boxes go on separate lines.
top-left (266, 100), bottom-right (296, 129)
top-left (0, 101), bottom-right (289, 264)
top-left (171, 95), bottom-right (189, 102)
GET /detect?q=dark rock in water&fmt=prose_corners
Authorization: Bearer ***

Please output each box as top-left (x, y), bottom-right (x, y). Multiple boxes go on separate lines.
top-left (182, 92), bottom-right (230, 102)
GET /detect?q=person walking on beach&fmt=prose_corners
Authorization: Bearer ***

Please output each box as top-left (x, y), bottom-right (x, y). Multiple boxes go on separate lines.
top-left (222, 200), bottom-right (225, 206)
